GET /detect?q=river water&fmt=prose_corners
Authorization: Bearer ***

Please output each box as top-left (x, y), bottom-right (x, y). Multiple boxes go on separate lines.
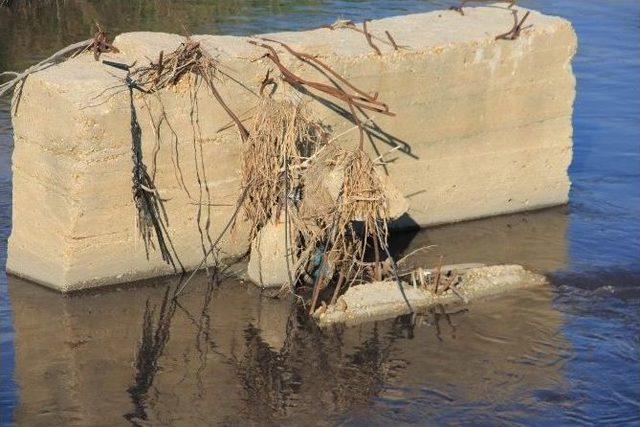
top-left (0, 1), bottom-right (638, 425)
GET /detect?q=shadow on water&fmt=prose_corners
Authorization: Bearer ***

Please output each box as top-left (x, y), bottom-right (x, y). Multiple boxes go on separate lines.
top-left (390, 206), bottom-right (571, 274)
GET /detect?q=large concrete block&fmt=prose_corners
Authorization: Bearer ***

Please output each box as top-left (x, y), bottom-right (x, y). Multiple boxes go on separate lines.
top-left (7, 6), bottom-right (577, 291)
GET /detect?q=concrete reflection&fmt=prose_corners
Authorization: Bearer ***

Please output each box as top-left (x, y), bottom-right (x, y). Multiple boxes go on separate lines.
top-left (7, 208), bottom-right (570, 425)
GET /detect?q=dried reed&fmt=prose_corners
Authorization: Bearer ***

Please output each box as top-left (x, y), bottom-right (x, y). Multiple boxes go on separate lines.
top-left (240, 98), bottom-right (327, 235)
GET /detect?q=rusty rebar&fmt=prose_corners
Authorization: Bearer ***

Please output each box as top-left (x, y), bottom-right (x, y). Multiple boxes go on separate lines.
top-left (249, 38), bottom-right (395, 149)
top-left (385, 31), bottom-right (400, 51)
top-left (259, 69), bottom-right (276, 96)
top-left (363, 20), bottom-right (382, 56)
top-left (322, 19), bottom-right (402, 54)
top-left (495, 10), bottom-right (531, 40)
top-left (201, 72), bottom-right (250, 141)
top-left (450, 0), bottom-right (516, 16)
top-left (84, 23), bottom-right (119, 60)
top-left (258, 37), bottom-right (387, 108)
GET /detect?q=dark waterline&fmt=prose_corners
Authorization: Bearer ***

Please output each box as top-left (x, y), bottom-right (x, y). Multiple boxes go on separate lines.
top-left (1, 1), bottom-right (639, 425)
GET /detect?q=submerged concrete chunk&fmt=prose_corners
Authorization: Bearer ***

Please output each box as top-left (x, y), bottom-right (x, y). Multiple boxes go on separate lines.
top-left (315, 264), bottom-right (547, 326)
top-left (7, 6), bottom-right (577, 291)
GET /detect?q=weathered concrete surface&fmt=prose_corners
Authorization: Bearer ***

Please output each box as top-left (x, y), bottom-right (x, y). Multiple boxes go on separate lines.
top-left (7, 5), bottom-right (577, 291)
top-left (315, 264), bottom-right (547, 326)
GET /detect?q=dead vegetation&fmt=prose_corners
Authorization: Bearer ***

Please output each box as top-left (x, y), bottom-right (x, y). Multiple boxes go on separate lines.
top-left (304, 147), bottom-right (395, 314)
top-left (240, 98), bottom-right (328, 236)
top-left (128, 79), bottom-right (182, 271)
top-left (249, 37), bottom-right (394, 146)
top-left (236, 97), bottom-right (399, 314)
top-left (124, 39), bottom-right (254, 270)
top-left (237, 36), bottom-right (410, 313)
top-left (131, 38), bottom-right (249, 141)
top-left (98, 26), bottom-right (412, 311)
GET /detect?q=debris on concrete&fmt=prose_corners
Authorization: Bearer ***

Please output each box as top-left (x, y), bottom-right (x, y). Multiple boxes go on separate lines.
top-left (301, 144), bottom-right (409, 221)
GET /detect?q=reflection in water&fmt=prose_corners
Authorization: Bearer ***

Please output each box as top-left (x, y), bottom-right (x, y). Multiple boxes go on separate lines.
top-left (7, 255), bottom-right (569, 425)
top-left (5, 207), bottom-right (572, 425)
top-left (126, 286), bottom-right (177, 425)
top-left (421, 305), bottom-right (469, 341)
top-left (0, 0), bottom-right (395, 72)
top-left (235, 323), bottom-right (296, 419)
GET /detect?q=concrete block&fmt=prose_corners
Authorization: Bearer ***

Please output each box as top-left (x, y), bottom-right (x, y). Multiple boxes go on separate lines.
top-left (6, 5), bottom-right (577, 291)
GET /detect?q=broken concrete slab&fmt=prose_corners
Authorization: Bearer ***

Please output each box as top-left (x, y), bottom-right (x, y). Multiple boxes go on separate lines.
top-left (314, 264), bottom-right (547, 326)
top-left (7, 5), bottom-right (577, 291)
top-left (247, 220), bottom-right (291, 288)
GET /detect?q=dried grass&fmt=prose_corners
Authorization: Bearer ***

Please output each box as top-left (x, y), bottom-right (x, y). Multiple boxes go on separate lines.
top-left (237, 97), bottom-right (394, 308)
top-left (131, 38), bottom-right (249, 141)
top-left (115, 37), bottom-right (401, 309)
top-left (304, 147), bottom-right (392, 313)
top-left (241, 98), bottom-right (327, 235)
top-left (123, 38), bottom-right (256, 270)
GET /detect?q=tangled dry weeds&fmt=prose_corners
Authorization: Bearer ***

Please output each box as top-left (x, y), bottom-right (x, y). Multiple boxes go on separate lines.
top-left (241, 98), bottom-right (328, 235)
top-left (115, 30), bottom-right (409, 311)
top-left (131, 39), bottom-right (249, 141)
